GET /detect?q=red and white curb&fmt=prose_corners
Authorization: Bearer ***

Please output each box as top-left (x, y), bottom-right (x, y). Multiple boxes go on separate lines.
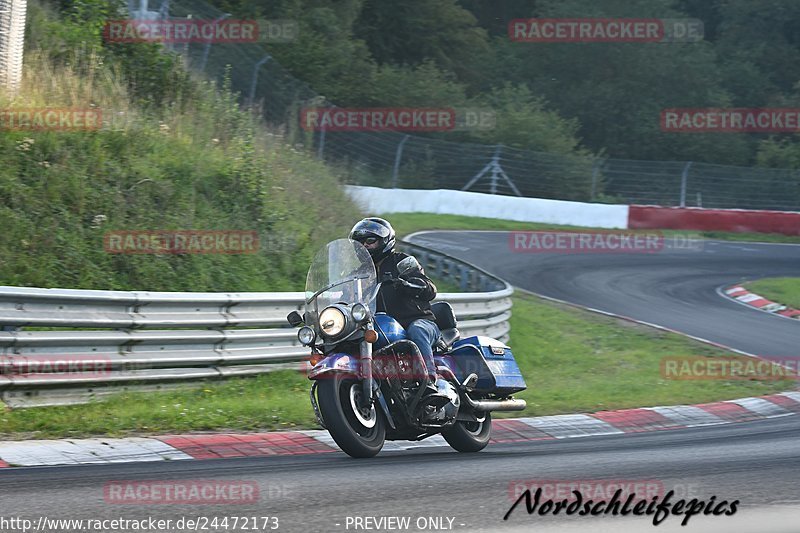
top-left (1, 392), bottom-right (799, 468)
top-left (721, 284), bottom-right (800, 320)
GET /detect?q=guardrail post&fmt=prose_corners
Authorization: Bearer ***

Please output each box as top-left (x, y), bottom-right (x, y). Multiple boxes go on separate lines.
top-left (459, 265), bottom-right (469, 291)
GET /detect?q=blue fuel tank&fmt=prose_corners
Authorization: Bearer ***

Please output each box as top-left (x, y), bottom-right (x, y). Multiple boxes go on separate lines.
top-left (373, 313), bottom-right (406, 350)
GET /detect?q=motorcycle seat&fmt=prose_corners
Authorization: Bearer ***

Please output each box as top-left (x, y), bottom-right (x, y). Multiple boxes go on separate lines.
top-left (431, 301), bottom-right (460, 352)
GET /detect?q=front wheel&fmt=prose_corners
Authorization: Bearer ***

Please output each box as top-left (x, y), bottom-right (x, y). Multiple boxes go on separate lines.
top-left (442, 412), bottom-right (492, 452)
top-left (316, 374), bottom-right (385, 458)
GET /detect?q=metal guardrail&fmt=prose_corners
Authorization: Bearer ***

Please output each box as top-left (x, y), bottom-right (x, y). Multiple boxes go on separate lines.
top-left (0, 241), bottom-right (513, 407)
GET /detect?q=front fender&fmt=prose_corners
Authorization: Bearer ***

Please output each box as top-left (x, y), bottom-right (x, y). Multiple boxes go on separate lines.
top-left (308, 352), bottom-right (360, 380)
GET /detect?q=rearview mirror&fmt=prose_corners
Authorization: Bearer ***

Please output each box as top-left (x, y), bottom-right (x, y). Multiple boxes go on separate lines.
top-left (397, 255), bottom-right (421, 276)
top-left (286, 311), bottom-right (304, 327)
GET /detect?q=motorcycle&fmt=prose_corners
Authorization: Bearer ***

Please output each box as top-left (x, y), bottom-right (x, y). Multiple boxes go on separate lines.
top-left (287, 239), bottom-right (527, 458)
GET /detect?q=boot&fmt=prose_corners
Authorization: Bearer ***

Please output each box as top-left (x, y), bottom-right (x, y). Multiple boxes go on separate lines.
top-left (421, 375), bottom-right (450, 409)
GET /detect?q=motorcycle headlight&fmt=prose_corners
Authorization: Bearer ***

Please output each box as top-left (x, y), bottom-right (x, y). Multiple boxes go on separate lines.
top-left (319, 307), bottom-right (346, 337)
top-left (298, 326), bottom-right (315, 345)
top-left (351, 303), bottom-right (368, 322)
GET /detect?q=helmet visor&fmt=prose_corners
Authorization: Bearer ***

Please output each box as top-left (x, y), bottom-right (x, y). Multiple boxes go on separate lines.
top-left (360, 236), bottom-right (380, 246)
top-left (350, 220), bottom-right (391, 241)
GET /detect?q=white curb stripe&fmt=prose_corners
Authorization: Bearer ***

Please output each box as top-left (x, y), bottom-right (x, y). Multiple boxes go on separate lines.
top-left (516, 414), bottom-right (624, 438)
top-left (779, 391), bottom-right (800, 404)
top-left (725, 397), bottom-right (791, 418)
top-left (298, 430), bottom-right (339, 450)
top-left (0, 437), bottom-right (192, 467)
top-left (646, 406), bottom-right (727, 427)
top-left (0, 440), bottom-right (99, 466)
top-left (736, 293), bottom-right (765, 303)
top-left (379, 435), bottom-right (450, 451)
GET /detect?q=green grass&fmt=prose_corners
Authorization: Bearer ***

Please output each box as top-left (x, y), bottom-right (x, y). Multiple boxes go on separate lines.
top-left (389, 213), bottom-right (800, 244)
top-left (0, 372), bottom-right (315, 440)
top-left (504, 292), bottom-right (790, 417)
top-left (746, 278), bottom-right (800, 310)
top-left (429, 276), bottom-right (462, 293)
top-left (1, 292), bottom-right (789, 440)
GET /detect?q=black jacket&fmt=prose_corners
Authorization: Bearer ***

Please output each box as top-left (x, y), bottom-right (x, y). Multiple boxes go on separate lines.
top-left (375, 252), bottom-right (437, 329)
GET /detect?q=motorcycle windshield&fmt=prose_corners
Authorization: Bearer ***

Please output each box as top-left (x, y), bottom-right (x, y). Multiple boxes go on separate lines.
top-left (305, 239), bottom-right (378, 315)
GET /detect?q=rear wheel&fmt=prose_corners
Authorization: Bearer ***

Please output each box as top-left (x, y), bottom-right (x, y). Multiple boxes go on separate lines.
top-left (442, 412), bottom-right (492, 452)
top-left (316, 374), bottom-right (385, 458)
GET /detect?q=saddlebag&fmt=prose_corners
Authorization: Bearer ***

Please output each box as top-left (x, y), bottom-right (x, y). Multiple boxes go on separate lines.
top-left (449, 336), bottom-right (526, 395)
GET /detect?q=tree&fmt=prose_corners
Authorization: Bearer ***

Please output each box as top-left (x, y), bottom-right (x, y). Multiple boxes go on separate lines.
top-left (354, 0), bottom-right (490, 82)
top-left (485, 0), bottom-right (754, 163)
top-left (470, 84), bottom-right (588, 156)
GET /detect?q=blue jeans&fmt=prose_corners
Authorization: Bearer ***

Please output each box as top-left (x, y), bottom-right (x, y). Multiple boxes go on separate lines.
top-left (406, 318), bottom-right (441, 381)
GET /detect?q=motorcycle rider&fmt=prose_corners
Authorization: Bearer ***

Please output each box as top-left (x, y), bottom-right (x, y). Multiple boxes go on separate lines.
top-left (349, 217), bottom-right (448, 403)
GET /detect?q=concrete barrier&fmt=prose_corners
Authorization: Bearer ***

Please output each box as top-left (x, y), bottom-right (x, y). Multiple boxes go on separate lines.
top-left (346, 186), bottom-right (629, 229)
top-left (347, 186), bottom-right (800, 236)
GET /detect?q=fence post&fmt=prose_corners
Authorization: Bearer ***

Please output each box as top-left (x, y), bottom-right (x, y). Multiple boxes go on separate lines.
top-left (158, 0), bottom-right (170, 19)
top-left (0, 0), bottom-right (27, 94)
top-left (199, 13), bottom-right (230, 72)
top-left (462, 144), bottom-right (521, 196)
top-left (317, 126), bottom-right (326, 159)
top-left (248, 54), bottom-right (272, 107)
top-left (590, 159), bottom-right (601, 201)
top-left (489, 145), bottom-right (502, 194)
top-left (391, 135), bottom-right (410, 188)
top-left (680, 161), bottom-right (692, 208)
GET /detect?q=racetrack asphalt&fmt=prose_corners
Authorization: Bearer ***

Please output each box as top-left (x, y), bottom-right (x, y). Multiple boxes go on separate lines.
top-left (407, 231), bottom-right (800, 357)
top-left (1, 231), bottom-right (799, 532)
top-left (1, 416), bottom-right (799, 532)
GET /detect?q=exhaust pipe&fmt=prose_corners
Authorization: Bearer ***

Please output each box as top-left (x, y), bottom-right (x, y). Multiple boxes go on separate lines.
top-left (463, 394), bottom-right (526, 412)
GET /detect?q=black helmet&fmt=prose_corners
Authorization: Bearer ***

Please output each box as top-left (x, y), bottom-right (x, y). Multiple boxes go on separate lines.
top-left (349, 217), bottom-right (396, 262)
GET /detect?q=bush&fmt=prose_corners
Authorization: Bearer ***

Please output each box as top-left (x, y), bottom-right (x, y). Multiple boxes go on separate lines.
top-left (0, 0), bottom-right (360, 291)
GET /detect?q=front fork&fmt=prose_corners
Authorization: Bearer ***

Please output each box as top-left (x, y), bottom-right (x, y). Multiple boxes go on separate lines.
top-left (358, 323), bottom-right (397, 429)
top-left (358, 324), bottom-right (373, 410)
